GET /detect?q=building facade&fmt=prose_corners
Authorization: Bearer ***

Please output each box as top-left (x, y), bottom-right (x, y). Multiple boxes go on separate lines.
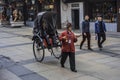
top-left (1, 0), bottom-right (120, 32)
top-left (61, 0), bottom-right (120, 32)
top-left (0, 0), bottom-right (26, 26)
top-left (0, 0), bottom-right (61, 28)
top-left (25, 0), bottom-right (61, 28)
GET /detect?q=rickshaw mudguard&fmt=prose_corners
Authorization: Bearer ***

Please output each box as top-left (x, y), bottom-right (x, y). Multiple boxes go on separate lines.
top-left (32, 34), bottom-right (43, 43)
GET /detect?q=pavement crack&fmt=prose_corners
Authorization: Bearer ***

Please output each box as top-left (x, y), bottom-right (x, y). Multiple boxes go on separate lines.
top-left (18, 72), bottom-right (36, 77)
top-left (0, 42), bottom-right (32, 49)
top-left (0, 30), bottom-right (32, 40)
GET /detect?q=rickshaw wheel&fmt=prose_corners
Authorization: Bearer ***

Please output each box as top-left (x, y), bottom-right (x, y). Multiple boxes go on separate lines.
top-left (33, 40), bottom-right (45, 62)
top-left (51, 45), bottom-right (61, 59)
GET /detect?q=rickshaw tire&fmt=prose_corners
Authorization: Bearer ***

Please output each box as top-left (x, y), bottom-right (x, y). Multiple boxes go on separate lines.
top-left (33, 40), bottom-right (45, 62)
top-left (51, 48), bottom-right (61, 59)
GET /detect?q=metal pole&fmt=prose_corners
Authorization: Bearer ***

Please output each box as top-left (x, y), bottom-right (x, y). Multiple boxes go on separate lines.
top-left (23, 0), bottom-right (27, 26)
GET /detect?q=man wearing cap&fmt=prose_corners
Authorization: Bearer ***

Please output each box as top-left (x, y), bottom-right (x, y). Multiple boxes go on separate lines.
top-left (95, 15), bottom-right (107, 50)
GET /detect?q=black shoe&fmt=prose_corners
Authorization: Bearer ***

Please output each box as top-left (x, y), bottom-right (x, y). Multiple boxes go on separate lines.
top-left (99, 45), bottom-right (103, 48)
top-left (80, 46), bottom-right (82, 49)
top-left (99, 48), bottom-right (102, 51)
top-left (61, 64), bottom-right (65, 68)
top-left (71, 69), bottom-right (77, 72)
top-left (88, 48), bottom-right (93, 51)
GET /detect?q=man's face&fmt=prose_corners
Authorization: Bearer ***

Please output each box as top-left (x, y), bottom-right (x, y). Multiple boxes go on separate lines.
top-left (98, 17), bottom-right (102, 21)
top-left (85, 16), bottom-right (89, 20)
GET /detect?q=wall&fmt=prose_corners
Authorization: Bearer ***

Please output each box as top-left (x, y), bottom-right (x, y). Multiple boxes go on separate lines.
top-left (90, 22), bottom-right (117, 32)
top-left (61, 1), bottom-right (72, 28)
top-left (61, 1), bottom-right (118, 32)
top-left (60, 1), bottom-right (84, 29)
top-left (26, 21), bottom-right (34, 27)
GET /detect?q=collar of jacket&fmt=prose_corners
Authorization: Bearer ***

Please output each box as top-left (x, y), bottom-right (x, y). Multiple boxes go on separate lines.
top-left (95, 20), bottom-right (104, 24)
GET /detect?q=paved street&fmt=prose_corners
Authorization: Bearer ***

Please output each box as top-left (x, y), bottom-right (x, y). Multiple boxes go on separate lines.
top-left (0, 26), bottom-right (120, 80)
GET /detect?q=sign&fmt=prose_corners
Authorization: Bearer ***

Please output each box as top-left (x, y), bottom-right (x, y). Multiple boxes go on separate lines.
top-left (71, 4), bottom-right (79, 7)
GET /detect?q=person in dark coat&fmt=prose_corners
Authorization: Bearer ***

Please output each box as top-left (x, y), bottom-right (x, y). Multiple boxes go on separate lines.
top-left (59, 23), bottom-right (77, 72)
top-left (80, 15), bottom-right (93, 50)
top-left (95, 15), bottom-right (107, 50)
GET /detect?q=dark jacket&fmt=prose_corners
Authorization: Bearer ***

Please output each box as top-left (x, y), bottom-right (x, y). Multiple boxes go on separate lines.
top-left (82, 20), bottom-right (90, 33)
top-left (59, 30), bottom-right (77, 53)
top-left (95, 21), bottom-right (107, 33)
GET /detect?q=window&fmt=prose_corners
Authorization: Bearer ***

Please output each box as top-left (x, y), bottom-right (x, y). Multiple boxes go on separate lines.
top-left (91, 1), bottom-right (117, 23)
top-left (26, 0), bottom-right (35, 21)
top-left (40, 0), bottom-right (55, 11)
top-left (26, 0), bottom-right (55, 21)
top-left (11, 1), bottom-right (24, 22)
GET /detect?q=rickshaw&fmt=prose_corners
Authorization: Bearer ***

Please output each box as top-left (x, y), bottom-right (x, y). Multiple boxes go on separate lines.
top-left (32, 11), bottom-right (61, 62)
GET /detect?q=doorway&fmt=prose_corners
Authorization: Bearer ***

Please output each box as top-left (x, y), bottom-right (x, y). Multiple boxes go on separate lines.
top-left (72, 9), bottom-right (80, 29)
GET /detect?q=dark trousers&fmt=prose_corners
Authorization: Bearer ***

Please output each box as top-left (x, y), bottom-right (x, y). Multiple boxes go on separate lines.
top-left (60, 52), bottom-right (76, 70)
top-left (80, 32), bottom-right (91, 49)
top-left (97, 33), bottom-right (106, 48)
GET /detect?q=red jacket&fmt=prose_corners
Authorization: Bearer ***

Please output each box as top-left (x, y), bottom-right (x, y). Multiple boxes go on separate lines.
top-left (59, 30), bottom-right (77, 53)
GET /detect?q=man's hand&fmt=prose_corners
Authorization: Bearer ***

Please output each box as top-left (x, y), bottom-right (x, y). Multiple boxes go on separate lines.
top-left (62, 36), bottom-right (67, 39)
top-left (84, 33), bottom-right (86, 36)
top-left (95, 34), bottom-right (97, 36)
top-left (95, 34), bottom-right (97, 40)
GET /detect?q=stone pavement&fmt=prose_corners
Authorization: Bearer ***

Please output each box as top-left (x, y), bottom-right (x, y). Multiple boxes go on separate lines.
top-left (0, 26), bottom-right (120, 80)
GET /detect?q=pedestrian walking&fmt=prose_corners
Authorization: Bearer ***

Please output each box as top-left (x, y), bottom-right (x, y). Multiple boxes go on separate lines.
top-left (59, 23), bottom-right (77, 72)
top-left (80, 15), bottom-right (93, 50)
top-left (95, 15), bottom-right (107, 50)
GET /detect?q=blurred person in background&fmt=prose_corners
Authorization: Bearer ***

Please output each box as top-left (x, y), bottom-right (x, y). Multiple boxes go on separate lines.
top-left (80, 15), bottom-right (93, 50)
top-left (95, 15), bottom-right (107, 50)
